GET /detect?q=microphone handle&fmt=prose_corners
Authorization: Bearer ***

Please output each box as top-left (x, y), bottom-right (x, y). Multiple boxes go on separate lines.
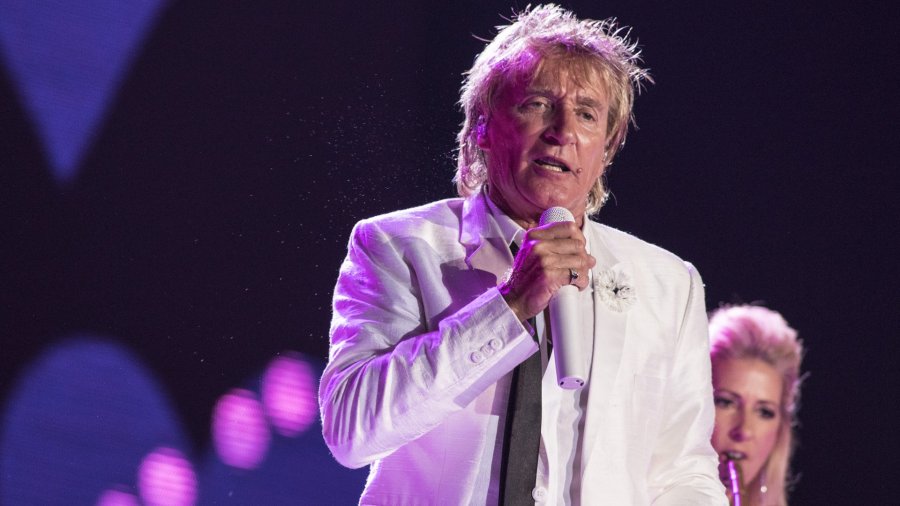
top-left (726, 458), bottom-right (743, 506)
top-left (538, 206), bottom-right (585, 390)
top-left (548, 285), bottom-right (585, 389)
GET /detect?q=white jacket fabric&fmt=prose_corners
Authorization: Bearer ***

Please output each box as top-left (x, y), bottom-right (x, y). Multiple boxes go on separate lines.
top-left (319, 194), bottom-right (726, 505)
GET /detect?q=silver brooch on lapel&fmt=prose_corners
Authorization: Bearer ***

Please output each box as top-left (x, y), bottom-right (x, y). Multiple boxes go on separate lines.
top-left (595, 267), bottom-right (636, 312)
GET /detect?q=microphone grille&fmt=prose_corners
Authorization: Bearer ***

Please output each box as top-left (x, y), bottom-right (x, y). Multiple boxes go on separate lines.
top-left (539, 206), bottom-right (575, 225)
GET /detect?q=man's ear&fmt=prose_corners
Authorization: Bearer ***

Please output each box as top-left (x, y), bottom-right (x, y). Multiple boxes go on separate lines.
top-left (475, 116), bottom-right (490, 150)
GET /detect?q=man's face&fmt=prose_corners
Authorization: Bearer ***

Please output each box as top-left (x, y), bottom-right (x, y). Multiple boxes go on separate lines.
top-left (480, 57), bottom-right (610, 227)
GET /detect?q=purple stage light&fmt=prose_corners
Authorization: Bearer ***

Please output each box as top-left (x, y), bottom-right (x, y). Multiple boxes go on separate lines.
top-left (261, 352), bottom-right (317, 437)
top-left (211, 388), bottom-right (271, 470)
top-left (137, 447), bottom-right (197, 506)
top-left (96, 488), bottom-right (140, 506)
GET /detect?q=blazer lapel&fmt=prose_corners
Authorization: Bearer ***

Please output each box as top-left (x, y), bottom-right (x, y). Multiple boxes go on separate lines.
top-left (581, 224), bottom-right (632, 470)
top-left (460, 193), bottom-right (513, 281)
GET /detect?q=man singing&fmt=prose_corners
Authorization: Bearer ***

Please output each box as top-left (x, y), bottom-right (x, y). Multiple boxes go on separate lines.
top-left (319, 5), bottom-right (726, 504)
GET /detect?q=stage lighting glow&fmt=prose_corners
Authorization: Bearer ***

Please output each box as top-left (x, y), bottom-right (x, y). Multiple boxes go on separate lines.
top-left (96, 488), bottom-right (140, 506)
top-left (137, 447), bottom-right (197, 506)
top-left (261, 352), bottom-right (317, 437)
top-left (211, 388), bottom-right (270, 469)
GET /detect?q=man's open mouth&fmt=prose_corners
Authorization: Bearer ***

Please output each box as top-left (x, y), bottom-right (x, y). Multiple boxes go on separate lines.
top-left (535, 157), bottom-right (570, 172)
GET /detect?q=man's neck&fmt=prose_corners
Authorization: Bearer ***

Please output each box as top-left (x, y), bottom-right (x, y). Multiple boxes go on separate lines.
top-left (486, 190), bottom-right (585, 230)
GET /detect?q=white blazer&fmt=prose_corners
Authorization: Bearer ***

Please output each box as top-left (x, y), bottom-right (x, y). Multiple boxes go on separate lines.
top-left (320, 194), bottom-right (726, 505)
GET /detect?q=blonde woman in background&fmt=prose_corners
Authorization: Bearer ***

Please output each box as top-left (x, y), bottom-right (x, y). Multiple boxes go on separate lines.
top-left (709, 305), bottom-right (805, 506)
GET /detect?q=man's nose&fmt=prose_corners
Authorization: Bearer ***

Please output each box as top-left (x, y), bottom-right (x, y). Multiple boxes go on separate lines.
top-left (542, 109), bottom-right (577, 145)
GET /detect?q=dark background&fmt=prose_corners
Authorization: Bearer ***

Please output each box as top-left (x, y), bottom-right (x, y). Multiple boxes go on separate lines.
top-left (2, 0), bottom-right (897, 503)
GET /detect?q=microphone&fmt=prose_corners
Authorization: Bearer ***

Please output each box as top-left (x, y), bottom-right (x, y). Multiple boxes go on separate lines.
top-left (539, 206), bottom-right (585, 390)
top-left (720, 451), bottom-right (746, 506)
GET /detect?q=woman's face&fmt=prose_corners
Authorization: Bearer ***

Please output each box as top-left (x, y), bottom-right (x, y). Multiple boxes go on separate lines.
top-left (711, 357), bottom-right (784, 487)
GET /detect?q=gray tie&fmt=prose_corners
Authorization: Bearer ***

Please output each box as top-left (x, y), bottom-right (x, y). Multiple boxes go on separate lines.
top-left (500, 242), bottom-right (542, 505)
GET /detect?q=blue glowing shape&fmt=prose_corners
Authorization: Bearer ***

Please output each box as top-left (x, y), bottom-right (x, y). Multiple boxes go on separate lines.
top-left (0, 336), bottom-right (190, 505)
top-left (0, 0), bottom-right (166, 183)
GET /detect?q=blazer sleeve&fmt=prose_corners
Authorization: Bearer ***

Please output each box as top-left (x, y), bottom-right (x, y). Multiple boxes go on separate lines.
top-left (648, 263), bottom-right (728, 505)
top-left (318, 218), bottom-right (538, 469)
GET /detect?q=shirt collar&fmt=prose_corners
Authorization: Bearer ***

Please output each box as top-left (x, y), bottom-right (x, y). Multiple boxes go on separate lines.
top-left (483, 190), bottom-right (525, 250)
top-left (483, 190), bottom-right (591, 256)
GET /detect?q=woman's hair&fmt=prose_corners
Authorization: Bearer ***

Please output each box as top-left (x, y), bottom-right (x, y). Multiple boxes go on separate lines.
top-left (709, 305), bottom-right (805, 506)
top-left (455, 4), bottom-right (650, 215)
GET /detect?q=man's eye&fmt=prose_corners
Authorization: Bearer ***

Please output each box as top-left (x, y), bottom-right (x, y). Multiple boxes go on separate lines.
top-left (523, 100), bottom-right (550, 111)
top-left (579, 111), bottom-right (596, 121)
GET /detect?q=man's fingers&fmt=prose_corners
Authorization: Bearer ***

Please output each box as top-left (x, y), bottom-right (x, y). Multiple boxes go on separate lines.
top-left (559, 254), bottom-right (596, 290)
top-left (503, 223), bottom-right (596, 319)
top-left (528, 238), bottom-right (586, 257)
top-left (525, 221), bottom-right (584, 240)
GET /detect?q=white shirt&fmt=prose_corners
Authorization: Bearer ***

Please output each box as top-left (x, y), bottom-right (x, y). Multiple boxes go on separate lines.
top-left (486, 197), bottom-right (596, 504)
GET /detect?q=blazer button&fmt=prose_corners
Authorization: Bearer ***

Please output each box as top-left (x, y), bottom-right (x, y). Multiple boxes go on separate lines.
top-left (469, 351), bottom-right (485, 364)
top-left (488, 338), bottom-right (503, 350)
top-left (532, 486), bottom-right (547, 502)
top-left (480, 343), bottom-right (495, 356)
